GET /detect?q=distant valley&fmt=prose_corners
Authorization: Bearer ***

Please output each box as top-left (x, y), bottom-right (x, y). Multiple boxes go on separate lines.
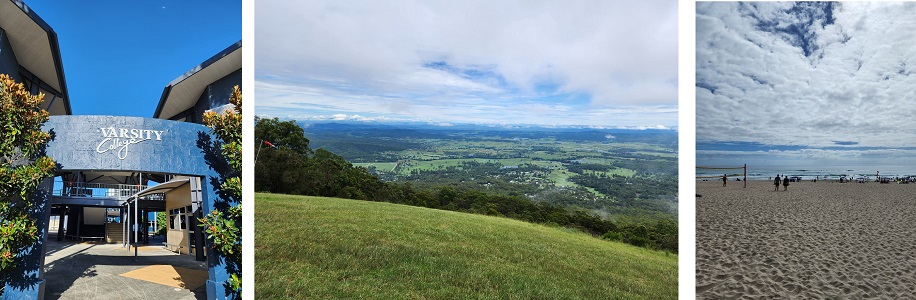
top-left (302, 121), bottom-right (678, 222)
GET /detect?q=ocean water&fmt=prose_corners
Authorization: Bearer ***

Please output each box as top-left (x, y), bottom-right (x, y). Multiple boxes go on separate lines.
top-left (696, 165), bottom-right (916, 181)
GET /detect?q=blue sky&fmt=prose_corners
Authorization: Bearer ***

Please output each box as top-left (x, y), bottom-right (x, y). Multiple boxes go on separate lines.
top-left (27, 1), bottom-right (241, 117)
top-left (254, 0), bottom-right (677, 128)
top-left (696, 2), bottom-right (916, 167)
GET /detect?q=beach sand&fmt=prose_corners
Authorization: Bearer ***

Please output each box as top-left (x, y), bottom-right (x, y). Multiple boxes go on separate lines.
top-left (696, 180), bottom-right (916, 299)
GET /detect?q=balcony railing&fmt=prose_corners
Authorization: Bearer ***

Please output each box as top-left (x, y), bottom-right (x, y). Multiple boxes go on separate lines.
top-left (52, 182), bottom-right (149, 200)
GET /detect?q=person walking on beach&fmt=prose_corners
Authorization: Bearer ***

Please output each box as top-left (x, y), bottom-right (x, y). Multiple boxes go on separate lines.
top-left (722, 174), bottom-right (727, 187)
top-left (774, 175), bottom-right (781, 191)
top-left (783, 175), bottom-right (789, 191)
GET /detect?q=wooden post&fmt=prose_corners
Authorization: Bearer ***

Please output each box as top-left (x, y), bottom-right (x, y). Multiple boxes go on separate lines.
top-left (743, 164), bottom-right (747, 188)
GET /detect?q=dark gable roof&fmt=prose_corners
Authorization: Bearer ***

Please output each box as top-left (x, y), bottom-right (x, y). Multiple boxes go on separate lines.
top-left (153, 41), bottom-right (242, 119)
top-left (1, 0), bottom-right (71, 115)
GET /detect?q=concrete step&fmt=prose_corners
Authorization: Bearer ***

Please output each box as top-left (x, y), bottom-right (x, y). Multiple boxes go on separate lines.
top-left (106, 223), bottom-right (125, 243)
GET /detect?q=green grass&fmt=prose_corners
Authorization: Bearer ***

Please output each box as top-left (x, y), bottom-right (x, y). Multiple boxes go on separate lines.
top-left (255, 193), bottom-right (677, 299)
top-left (548, 169), bottom-right (576, 187)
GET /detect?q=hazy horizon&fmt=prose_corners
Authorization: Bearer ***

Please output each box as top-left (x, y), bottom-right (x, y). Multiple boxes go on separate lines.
top-left (263, 115), bottom-right (679, 131)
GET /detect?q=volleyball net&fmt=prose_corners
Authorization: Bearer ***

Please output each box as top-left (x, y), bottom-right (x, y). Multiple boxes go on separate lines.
top-left (697, 164), bottom-right (747, 188)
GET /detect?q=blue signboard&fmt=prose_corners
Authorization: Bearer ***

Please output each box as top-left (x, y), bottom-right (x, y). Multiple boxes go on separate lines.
top-left (44, 115), bottom-right (214, 175)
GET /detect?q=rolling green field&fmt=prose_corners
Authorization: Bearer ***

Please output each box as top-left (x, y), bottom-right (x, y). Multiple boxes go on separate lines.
top-left (255, 193), bottom-right (678, 299)
top-left (306, 124), bottom-right (678, 224)
top-left (346, 137), bottom-right (670, 202)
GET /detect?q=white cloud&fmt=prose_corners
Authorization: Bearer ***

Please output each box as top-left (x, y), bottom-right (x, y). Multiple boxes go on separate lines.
top-left (254, 0), bottom-right (677, 126)
top-left (697, 2), bottom-right (916, 149)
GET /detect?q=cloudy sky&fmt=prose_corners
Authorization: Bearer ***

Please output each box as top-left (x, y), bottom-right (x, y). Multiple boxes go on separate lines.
top-left (254, 0), bottom-right (677, 128)
top-left (697, 2), bottom-right (916, 166)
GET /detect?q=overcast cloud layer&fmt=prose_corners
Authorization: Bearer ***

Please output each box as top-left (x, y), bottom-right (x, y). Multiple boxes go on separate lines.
top-left (255, 0), bottom-right (677, 127)
top-left (697, 2), bottom-right (916, 165)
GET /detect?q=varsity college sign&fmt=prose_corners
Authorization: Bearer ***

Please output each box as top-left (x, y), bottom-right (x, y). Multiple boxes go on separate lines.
top-left (96, 127), bottom-right (165, 159)
top-left (45, 116), bottom-right (209, 175)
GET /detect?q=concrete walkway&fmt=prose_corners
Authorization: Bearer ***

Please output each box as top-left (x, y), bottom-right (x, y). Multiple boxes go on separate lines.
top-left (43, 235), bottom-right (207, 300)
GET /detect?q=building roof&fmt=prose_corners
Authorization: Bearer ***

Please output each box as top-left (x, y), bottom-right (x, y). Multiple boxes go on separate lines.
top-left (0, 0), bottom-right (70, 115)
top-left (131, 177), bottom-right (190, 200)
top-left (153, 41), bottom-right (241, 120)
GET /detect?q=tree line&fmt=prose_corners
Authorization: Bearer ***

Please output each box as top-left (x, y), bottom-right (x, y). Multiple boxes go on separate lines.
top-left (255, 117), bottom-right (677, 253)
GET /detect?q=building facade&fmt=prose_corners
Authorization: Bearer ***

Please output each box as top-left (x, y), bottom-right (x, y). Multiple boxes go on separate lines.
top-left (1, 1), bottom-right (241, 299)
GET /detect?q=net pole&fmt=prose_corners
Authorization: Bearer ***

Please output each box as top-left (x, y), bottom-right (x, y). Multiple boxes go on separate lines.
top-left (743, 164), bottom-right (747, 188)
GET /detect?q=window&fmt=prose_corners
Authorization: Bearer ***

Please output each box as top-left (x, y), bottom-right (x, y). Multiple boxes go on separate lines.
top-left (169, 208), bottom-right (184, 230)
top-left (181, 206), bottom-right (193, 230)
top-left (168, 206), bottom-right (196, 231)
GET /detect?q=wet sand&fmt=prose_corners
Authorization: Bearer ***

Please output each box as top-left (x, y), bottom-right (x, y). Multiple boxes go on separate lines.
top-left (696, 180), bottom-right (916, 299)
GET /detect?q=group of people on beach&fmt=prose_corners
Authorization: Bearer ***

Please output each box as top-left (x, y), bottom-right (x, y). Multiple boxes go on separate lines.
top-left (773, 174), bottom-right (789, 191)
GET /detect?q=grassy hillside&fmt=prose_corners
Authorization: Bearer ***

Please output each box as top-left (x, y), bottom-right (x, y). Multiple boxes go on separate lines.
top-left (255, 193), bottom-right (677, 299)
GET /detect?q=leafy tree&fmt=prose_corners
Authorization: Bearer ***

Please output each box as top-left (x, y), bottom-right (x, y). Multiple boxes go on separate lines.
top-left (155, 212), bottom-right (167, 236)
top-left (0, 74), bottom-right (56, 296)
top-left (254, 117), bottom-right (312, 156)
top-left (199, 86), bottom-right (242, 298)
top-left (254, 147), bottom-right (309, 194)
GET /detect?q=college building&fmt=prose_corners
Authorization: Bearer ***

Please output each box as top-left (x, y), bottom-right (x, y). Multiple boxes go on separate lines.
top-left (0, 1), bottom-right (241, 299)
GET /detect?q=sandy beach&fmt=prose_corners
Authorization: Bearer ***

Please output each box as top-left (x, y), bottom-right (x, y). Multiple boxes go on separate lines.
top-left (696, 180), bottom-right (916, 299)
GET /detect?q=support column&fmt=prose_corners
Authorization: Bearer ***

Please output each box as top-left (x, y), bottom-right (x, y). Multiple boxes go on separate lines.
top-left (103, 210), bottom-right (109, 243)
top-left (122, 208), bottom-right (126, 247)
top-left (202, 177), bottom-right (233, 300)
top-left (2, 178), bottom-right (53, 299)
top-left (134, 199), bottom-right (138, 259)
top-left (142, 209), bottom-right (149, 245)
top-left (138, 208), bottom-right (143, 245)
top-left (56, 206), bottom-right (67, 241)
top-left (122, 207), bottom-right (128, 247)
top-left (75, 206), bottom-right (82, 240)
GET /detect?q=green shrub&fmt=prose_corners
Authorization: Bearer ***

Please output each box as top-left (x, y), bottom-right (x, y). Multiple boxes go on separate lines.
top-left (602, 231), bottom-right (622, 242)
